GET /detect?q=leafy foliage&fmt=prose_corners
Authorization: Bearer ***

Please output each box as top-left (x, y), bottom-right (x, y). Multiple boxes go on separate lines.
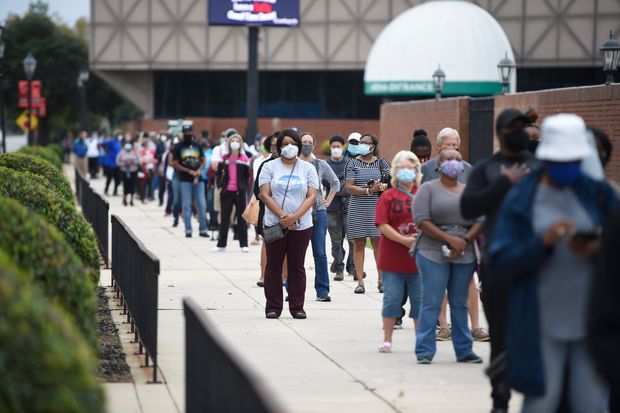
top-left (18, 145), bottom-right (63, 170)
top-left (0, 197), bottom-right (98, 347)
top-left (0, 167), bottom-right (100, 275)
top-left (0, 251), bottom-right (104, 413)
top-left (1, 4), bottom-right (140, 141)
top-left (0, 153), bottom-right (73, 202)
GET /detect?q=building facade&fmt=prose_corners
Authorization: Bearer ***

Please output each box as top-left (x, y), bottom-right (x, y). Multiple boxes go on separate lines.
top-left (90, 0), bottom-right (620, 119)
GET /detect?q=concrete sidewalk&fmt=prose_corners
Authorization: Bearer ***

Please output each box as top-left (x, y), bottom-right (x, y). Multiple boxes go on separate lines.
top-left (74, 169), bottom-right (512, 413)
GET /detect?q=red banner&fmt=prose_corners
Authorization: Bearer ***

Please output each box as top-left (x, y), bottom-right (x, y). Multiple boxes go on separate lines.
top-left (35, 97), bottom-right (47, 118)
top-left (18, 80), bottom-right (43, 108)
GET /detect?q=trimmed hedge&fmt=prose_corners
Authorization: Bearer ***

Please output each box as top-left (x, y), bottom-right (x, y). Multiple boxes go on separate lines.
top-left (0, 252), bottom-right (104, 413)
top-left (48, 142), bottom-right (64, 162)
top-left (0, 167), bottom-right (100, 276)
top-left (0, 153), bottom-right (73, 202)
top-left (19, 145), bottom-right (62, 170)
top-left (0, 196), bottom-right (98, 346)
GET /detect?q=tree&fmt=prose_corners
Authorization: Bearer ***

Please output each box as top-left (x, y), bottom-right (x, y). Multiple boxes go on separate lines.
top-left (1, 2), bottom-right (140, 142)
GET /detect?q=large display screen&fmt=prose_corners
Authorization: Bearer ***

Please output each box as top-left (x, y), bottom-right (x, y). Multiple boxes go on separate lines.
top-left (209, 0), bottom-right (300, 27)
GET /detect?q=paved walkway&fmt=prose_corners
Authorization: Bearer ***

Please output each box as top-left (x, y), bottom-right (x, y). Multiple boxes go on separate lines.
top-left (71, 169), bottom-right (513, 413)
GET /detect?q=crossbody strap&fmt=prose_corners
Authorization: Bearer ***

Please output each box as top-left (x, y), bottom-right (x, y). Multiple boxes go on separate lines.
top-left (280, 160), bottom-right (297, 210)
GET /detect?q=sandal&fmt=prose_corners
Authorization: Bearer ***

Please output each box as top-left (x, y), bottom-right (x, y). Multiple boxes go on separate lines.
top-left (256, 280), bottom-right (264, 287)
top-left (378, 341), bottom-right (392, 353)
top-left (378, 282), bottom-right (384, 293)
top-left (354, 285), bottom-right (365, 294)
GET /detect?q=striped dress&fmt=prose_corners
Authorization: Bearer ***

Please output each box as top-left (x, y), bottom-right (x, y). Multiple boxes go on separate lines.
top-left (345, 157), bottom-right (391, 239)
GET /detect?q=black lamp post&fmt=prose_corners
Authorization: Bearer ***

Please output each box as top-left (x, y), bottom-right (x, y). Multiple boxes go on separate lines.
top-left (497, 51), bottom-right (515, 94)
top-left (22, 52), bottom-right (37, 146)
top-left (77, 67), bottom-right (89, 131)
top-left (432, 64), bottom-right (445, 100)
top-left (600, 30), bottom-right (620, 85)
top-left (0, 24), bottom-right (5, 153)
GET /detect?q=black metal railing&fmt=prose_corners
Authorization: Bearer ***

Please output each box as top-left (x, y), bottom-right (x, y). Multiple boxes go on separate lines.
top-left (183, 297), bottom-right (285, 413)
top-left (112, 214), bottom-right (160, 383)
top-left (74, 167), bottom-right (110, 267)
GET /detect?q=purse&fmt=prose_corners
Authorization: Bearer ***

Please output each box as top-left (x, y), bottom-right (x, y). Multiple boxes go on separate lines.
top-left (263, 161), bottom-right (297, 244)
top-left (241, 194), bottom-right (260, 226)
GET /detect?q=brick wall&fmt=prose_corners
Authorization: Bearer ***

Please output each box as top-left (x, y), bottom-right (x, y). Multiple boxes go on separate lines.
top-left (495, 84), bottom-right (620, 181)
top-left (124, 117), bottom-right (379, 157)
top-left (379, 98), bottom-right (471, 163)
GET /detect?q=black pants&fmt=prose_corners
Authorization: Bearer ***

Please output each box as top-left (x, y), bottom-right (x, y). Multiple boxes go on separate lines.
top-left (122, 171), bottom-right (138, 196)
top-left (104, 166), bottom-right (121, 195)
top-left (479, 261), bottom-right (511, 410)
top-left (158, 175), bottom-right (167, 205)
top-left (217, 189), bottom-right (247, 248)
top-left (88, 157), bottom-right (99, 178)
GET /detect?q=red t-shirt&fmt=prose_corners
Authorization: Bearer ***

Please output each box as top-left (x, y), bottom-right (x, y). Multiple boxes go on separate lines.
top-left (374, 187), bottom-right (419, 274)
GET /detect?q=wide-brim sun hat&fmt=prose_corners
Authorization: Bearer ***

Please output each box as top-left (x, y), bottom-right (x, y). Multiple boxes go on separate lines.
top-left (536, 113), bottom-right (593, 162)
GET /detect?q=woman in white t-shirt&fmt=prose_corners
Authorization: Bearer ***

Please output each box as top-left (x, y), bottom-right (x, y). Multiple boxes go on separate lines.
top-left (258, 129), bottom-right (319, 319)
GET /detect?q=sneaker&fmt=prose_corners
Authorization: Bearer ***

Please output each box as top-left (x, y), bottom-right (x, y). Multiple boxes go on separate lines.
top-left (316, 296), bottom-right (331, 302)
top-left (378, 341), bottom-right (392, 353)
top-left (417, 357), bottom-right (432, 364)
top-left (210, 247), bottom-right (225, 252)
top-left (394, 317), bottom-right (403, 329)
top-left (185, 233), bottom-right (192, 238)
top-left (436, 327), bottom-right (452, 341)
top-left (333, 272), bottom-right (344, 281)
top-left (458, 353), bottom-right (483, 364)
top-left (472, 327), bottom-right (490, 342)
top-left (241, 247), bottom-right (249, 253)
top-left (292, 312), bottom-right (307, 319)
top-left (172, 219), bottom-right (179, 227)
top-left (199, 232), bottom-right (209, 238)
top-left (266, 312), bottom-right (279, 319)
top-left (354, 285), bottom-right (365, 294)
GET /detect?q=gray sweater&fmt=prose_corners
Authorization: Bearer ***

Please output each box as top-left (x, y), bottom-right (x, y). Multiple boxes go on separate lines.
top-left (306, 158), bottom-right (340, 212)
top-left (413, 179), bottom-right (479, 264)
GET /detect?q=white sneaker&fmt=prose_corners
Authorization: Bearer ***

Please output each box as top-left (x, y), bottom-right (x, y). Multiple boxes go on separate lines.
top-left (210, 247), bottom-right (225, 252)
top-left (241, 247), bottom-right (249, 253)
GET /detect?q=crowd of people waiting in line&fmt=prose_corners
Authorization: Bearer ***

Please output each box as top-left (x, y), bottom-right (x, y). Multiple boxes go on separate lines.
top-left (66, 107), bottom-right (620, 413)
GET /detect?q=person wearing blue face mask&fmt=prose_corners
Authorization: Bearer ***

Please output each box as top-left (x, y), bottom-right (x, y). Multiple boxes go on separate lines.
top-left (489, 113), bottom-right (619, 413)
top-left (345, 133), bottom-right (391, 294)
top-left (375, 151), bottom-right (423, 353)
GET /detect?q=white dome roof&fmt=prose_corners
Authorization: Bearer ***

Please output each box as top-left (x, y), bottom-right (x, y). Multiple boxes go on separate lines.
top-left (364, 1), bottom-right (516, 96)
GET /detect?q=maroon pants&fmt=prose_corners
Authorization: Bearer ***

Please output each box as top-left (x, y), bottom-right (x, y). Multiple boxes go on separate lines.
top-left (264, 227), bottom-right (313, 316)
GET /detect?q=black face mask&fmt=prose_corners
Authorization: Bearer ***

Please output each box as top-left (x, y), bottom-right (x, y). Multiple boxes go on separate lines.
top-left (182, 134), bottom-right (193, 145)
top-left (503, 129), bottom-right (529, 152)
top-left (527, 140), bottom-right (539, 154)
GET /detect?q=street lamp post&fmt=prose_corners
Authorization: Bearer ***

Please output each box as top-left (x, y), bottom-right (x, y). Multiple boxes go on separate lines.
top-left (22, 52), bottom-right (37, 146)
top-left (77, 68), bottom-right (89, 131)
top-left (0, 24), bottom-right (5, 153)
top-left (600, 30), bottom-right (620, 85)
top-left (497, 51), bottom-right (515, 94)
top-left (432, 64), bottom-right (445, 100)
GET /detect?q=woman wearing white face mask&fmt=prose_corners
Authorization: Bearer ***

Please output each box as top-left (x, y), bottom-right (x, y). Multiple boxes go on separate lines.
top-left (258, 129), bottom-right (319, 319)
top-left (116, 141), bottom-right (140, 206)
top-left (213, 134), bottom-right (251, 252)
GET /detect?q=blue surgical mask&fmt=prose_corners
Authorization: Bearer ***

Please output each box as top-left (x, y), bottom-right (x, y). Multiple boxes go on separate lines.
top-left (348, 144), bottom-right (360, 156)
top-left (357, 143), bottom-right (371, 156)
top-left (546, 161), bottom-right (581, 186)
top-left (396, 168), bottom-right (416, 184)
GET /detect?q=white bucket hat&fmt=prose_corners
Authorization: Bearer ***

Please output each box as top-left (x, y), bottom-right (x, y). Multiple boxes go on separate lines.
top-left (536, 114), bottom-right (593, 162)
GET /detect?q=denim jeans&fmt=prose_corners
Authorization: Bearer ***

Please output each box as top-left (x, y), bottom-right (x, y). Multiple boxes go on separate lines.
top-left (179, 180), bottom-right (207, 235)
top-left (327, 209), bottom-right (355, 274)
top-left (415, 252), bottom-right (476, 360)
top-left (311, 210), bottom-right (330, 298)
top-left (382, 271), bottom-right (422, 319)
top-left (522, 337), bottom-right (608, 413)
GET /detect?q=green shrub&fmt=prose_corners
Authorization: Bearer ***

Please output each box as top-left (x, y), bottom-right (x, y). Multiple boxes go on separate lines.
top-left (0, 196), bottom-right (98, 347)
top-left (0, 153), bottom-right (73, 202)
top-left (0, 252), bottom-right (104, 413)
top-left (19, 145), bottom-right (62, 170)
top-left (0, 167), bottom-right (100, 276)
top-left (48, 142), bottom-right (64, 162)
